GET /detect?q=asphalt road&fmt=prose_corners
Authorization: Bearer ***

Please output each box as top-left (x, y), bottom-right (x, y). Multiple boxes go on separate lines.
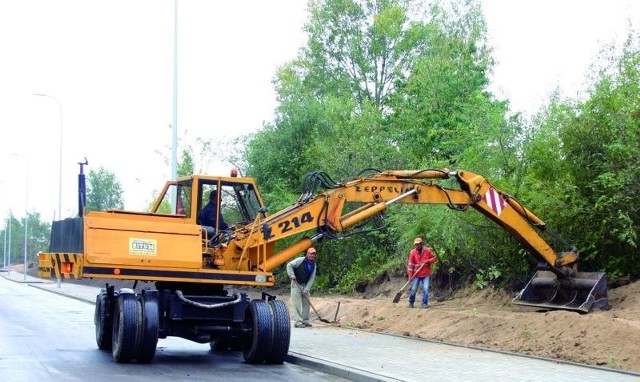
top-left (0, 276), bottom-right (346, 382)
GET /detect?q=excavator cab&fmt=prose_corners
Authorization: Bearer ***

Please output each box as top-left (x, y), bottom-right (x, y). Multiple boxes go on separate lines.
top-left (512, 270), bottom-right (609, 313)
top-left (151, 175), bottom-right (265, 227)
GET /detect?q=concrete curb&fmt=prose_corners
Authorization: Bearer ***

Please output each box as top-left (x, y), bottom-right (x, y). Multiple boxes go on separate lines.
top-left (286, 352), bottom-right (399, 382)
top-left (0, 273), bottom-right (47, 283)
top-left (28, 282), bottom-right (97, 305)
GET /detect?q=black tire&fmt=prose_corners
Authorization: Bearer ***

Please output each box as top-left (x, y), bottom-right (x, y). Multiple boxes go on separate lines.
top-left (94, 289), bottom-right (113, 350)
top-left (136, 290), bottom-right (159, 363)
top-left (242, 300), bottom-right (274, 364)
top-left (266, 299), bottom-right (291, 364)
top-left (111, 290), bottom-right (140, 363)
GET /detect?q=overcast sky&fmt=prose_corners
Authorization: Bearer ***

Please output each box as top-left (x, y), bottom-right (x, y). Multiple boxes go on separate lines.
top-left (0, 0), bottom-right (638, 223)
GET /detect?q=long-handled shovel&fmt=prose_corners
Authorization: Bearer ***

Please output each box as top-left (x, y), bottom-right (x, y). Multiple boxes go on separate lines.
top-left (392, 261), bottom-right (428, 303)
top-left (294, 279), bottom-right (335, 324)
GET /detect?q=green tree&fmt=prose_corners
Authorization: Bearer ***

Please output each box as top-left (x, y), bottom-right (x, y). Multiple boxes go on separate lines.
top-left (388, 0), bottom-right (504, 168)
top-left (85, 167), bottom-right (125, 213)
top-left (247, 0), bottom-right (439, 191)
top-left (518, 32), bottom-right (640, 281)
top-left (0, 211), bottom-right (49, 270)
top-left (1, 212), bottom-right (20, 267)
top-left (559, 36), bottom-right (640, 277)
top-left (245, 0), bottom-right (514, 292)
top-left (177, 148), bottom-right (195, 177)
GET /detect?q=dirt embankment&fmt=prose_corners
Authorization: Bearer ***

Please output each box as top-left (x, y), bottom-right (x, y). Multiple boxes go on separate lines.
top-left (308, 276), bottom-right (640, 373)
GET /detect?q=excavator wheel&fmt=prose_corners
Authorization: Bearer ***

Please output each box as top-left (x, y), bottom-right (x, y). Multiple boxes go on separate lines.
top-left (111, 289), bottom-right (140, 363)
top-left (135, 290), bottom-right (159, 363)
top-left (266, 299), bottom-right (291, 364)
top-left (94, 289), bottom-right (113, 351)
top-left (242, 299), bottom-right (274, 364)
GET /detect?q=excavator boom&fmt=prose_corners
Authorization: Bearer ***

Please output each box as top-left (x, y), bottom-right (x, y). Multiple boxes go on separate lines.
top-left (239, 168), bottom-right (608, 312)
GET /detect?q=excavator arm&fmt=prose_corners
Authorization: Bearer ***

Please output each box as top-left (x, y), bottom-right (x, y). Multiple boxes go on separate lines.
top-left (242, 169), bottom-right (573, 274)
top-left (234, 168), bottom-right (607, 313)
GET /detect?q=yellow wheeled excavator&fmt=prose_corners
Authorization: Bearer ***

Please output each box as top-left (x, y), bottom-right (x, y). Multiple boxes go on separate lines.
top-left (38, 167), bottom-right (608, 364)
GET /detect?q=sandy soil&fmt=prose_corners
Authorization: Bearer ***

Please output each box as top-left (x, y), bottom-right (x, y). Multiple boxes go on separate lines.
top-left (306, 276), bottom-right (640, 373)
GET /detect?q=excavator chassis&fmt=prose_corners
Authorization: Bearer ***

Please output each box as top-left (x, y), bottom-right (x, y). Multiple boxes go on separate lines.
top-left (92, 283), bottom-right (291, 364)
top-left (512, 270), bottom-right (609, 313)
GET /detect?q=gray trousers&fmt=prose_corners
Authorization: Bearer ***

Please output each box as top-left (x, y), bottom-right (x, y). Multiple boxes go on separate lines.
top-left (290, 281), bottom-right (311, 323)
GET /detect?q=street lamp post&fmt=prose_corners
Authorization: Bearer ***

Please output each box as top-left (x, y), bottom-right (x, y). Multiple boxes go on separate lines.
top-left (172, 0), bottom-right (178, 183)
top-left (2, 213), bottom-right (6, 270)
top-left (33, 93), bottom-right (63, 220)
top-left (2, 208), bottom-right (9, 271)
top-left (7, 210), bottom-right (11, 273)
top-left (10, 154), bottom-right (28, 281)
top-left (0, 181), bottom-right (5, 270)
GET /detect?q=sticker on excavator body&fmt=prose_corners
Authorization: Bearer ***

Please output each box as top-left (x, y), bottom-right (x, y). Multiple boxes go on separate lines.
top-left (484, 187), bottom-right (506, 216)
top-left (129, 238), bottom-right (158, 256)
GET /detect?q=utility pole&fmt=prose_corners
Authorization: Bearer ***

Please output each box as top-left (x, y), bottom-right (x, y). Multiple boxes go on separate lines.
top-left (171, 0), bottom-right (178, 183)
top-left (33, 93), bottom-right (63, 220)
top-left (7, 210), bottom-right (11, 273)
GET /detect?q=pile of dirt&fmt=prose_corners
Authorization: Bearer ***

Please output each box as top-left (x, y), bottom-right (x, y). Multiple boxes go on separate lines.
top-left (47, 267), bottom-right (640, 374)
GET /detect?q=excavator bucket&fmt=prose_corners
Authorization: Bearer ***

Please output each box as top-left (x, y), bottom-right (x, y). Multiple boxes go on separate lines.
top-left (512, 270), bottom-right (609, 313)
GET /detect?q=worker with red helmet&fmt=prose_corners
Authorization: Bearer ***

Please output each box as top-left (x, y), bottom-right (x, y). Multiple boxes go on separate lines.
top-left (407, 237), bottom-right (438, 308)
top-left (287, 247), bottom-right (318, 328)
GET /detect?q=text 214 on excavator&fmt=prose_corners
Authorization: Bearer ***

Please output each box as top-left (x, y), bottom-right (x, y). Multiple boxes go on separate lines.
top-left (38, 167), bottom-right (608, 364)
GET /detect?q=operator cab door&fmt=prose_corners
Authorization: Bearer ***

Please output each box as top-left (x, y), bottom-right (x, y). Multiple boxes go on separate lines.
top-left (197, 181), bottom-right (223, 231)
top-left (196, 179), bottom-right (264, 229)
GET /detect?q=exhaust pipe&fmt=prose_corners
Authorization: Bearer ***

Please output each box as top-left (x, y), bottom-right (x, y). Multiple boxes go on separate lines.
top-left (512, 270), bottom-right (609, 313)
